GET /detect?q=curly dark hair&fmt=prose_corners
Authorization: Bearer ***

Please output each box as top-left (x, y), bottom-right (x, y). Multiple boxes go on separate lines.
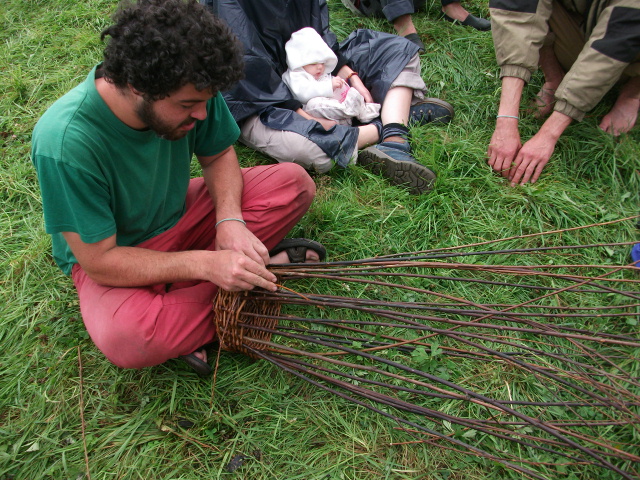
top-left (101, 0), bottom-right (244, 99)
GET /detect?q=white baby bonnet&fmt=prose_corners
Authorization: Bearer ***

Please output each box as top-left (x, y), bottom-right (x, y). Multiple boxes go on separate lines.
top-left (285, 27), bottom-right (337, 72)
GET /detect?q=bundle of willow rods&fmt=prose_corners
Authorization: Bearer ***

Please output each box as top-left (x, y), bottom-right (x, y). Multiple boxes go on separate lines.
top-left (213, 220), bottom-right (640, 480)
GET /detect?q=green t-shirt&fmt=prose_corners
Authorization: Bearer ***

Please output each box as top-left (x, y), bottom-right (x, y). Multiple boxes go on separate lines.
top-left (31, 66), bottom-right (240, 275)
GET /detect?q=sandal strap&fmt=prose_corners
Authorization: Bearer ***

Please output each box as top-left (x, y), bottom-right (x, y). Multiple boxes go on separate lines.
top-left (269, 238), bottom-right (327, 263)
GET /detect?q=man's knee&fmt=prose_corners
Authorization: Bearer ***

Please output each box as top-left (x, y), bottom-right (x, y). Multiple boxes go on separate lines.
top-left (79, 283), bottom-right (218, 369)
top-left (93, 316), bottom-right (214, 370)
top-left (87, 318), bottom-right (161, 369)
top-left (271, 162), bottom-right (317, 206)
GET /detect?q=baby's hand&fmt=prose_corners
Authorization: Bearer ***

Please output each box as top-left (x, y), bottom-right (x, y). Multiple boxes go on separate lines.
top-left (332, 77), bottom-right (345, 90)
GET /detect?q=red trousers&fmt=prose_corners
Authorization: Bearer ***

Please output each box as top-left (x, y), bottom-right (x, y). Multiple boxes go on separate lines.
top-left (71, 163), bottom-right (315, 369)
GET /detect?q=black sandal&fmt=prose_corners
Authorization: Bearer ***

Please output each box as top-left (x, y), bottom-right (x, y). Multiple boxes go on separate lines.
top-left (179, 352), bottom-right (212, 376)
top-left (269, 238), bottom-right (327, 263)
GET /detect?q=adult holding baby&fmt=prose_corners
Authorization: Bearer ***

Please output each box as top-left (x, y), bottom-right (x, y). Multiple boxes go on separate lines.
top-left (201, 0), bottom-right (454, 194)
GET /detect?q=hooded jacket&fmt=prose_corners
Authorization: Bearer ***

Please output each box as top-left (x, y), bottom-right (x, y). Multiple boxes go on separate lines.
top-left (490, 0), bottom-right (640, 121)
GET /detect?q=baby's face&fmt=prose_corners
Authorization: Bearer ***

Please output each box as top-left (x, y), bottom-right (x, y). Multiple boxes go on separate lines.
top-left (302, 63), bottom-right (325, 80)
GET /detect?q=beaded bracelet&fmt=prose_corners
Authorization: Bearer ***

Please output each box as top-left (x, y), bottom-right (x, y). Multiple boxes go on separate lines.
top-left (215, 218), bottom-right (246, 228)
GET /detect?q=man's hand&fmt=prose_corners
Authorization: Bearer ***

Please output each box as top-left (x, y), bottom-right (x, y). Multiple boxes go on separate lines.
top-left (204, 250), bottom-right (277, 292)
top-left (507, 111), bottom-right (572, 185)
top-left (507, 132), bottom-right (556, 185)
top-left (296, 108), bottom-right (337, 130)
top-left (489, 110), bottom-right (572, 186)
top-left (215, 219), bottom-right (270, 266)
top-left (487, 119), bottom-right (521, 178)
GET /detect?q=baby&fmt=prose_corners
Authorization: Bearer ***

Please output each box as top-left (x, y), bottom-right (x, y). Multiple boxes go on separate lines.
top-left (282, 27), bottom-right (380, 125)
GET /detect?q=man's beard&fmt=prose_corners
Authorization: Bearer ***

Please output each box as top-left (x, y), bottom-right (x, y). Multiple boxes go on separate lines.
top-left (135, 98), bottom-right (193, 141)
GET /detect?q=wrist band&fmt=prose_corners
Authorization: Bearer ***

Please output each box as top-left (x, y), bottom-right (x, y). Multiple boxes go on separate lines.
top-left (346, 71), bottom-right (358, 80)
top-left (215, 218), bottom-right (246, 228)
top-left (496, 115), bottom-right (519, 120)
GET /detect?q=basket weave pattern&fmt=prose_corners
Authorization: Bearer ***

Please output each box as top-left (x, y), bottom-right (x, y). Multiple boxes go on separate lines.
top-left (213, 289), bottom-right (281, 358)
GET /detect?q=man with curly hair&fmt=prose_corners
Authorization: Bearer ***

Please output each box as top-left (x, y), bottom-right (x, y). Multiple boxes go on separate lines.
top-left (31, 0), bottom-right (325, 375)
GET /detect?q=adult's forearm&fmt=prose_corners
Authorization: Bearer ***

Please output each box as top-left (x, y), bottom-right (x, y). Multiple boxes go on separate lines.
top-left (538, 110), bottom-right (573, 142)
top-left (486, 76), bottom-right (525, 169)
top-left (76, 243), bottom-right (215, 287)
top-left (497, 76), bottom-right (525, 118)
top-left (79, 243), bottom-right (277, 292)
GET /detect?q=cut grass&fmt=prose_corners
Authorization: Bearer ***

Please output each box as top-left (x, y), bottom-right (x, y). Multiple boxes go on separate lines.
top-left (1, 0), bottom-right (639, 479)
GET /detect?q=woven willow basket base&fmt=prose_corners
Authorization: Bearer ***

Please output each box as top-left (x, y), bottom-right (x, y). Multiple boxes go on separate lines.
top-left (213, 289), bottom-right (281, 358)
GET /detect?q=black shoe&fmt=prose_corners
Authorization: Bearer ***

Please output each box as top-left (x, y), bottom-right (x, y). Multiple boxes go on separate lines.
top-left (410, 98), bottom-right (454, 126)
top-left (403, 33), bottom-right (425, 53)
top-left (341, 0), bottom-right (364, 15)
top-left (443, 13), bottom-right (491, 31)
top-left (341, 0), bottom-right (382, 17)
top-left (359, 141), bottom-right (436, 195)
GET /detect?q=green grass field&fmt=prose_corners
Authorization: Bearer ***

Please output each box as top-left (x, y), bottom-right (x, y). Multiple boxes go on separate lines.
top-left (1, 1), bottom-right (639, 479)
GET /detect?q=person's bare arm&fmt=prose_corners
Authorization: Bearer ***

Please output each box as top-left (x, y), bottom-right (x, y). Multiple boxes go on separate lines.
top-left (199, 146), bottom-right (271, 266)
top-left (64, 232), bottom-right (277, 291)
top-left (487, 76), bottom-right (525, 177)
top-left (64, 146), bottom-right (278, 291)
top-left (337, 66), bottom-right (373, 103)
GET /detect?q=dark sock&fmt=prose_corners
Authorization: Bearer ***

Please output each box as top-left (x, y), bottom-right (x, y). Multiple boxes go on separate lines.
top-left (370, 117), bottom-right (383, 139)
top-left (381, 123), bottom-right (409, 143)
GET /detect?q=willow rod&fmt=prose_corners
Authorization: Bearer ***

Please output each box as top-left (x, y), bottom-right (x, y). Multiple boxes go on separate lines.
top-left (241, 320), bottom-right (640, 422)
top-left (252, 347), bottom-right (638, 477)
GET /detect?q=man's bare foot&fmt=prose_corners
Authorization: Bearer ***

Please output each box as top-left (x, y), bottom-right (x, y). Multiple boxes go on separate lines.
top-left (599, 96), bottom-right (640, 136)
top-left (442, 2), bottom-right (469, 22)
top-left (192, 348), bottom-right (207, 364)
top-left (270, 249), bottom-right (320, 264)
top-left (534, 46), bottom-right (563, 118)
top-left (532, 84), bottom-right (557, 118)
top-left (179, 348), bottom-right (212, 376)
